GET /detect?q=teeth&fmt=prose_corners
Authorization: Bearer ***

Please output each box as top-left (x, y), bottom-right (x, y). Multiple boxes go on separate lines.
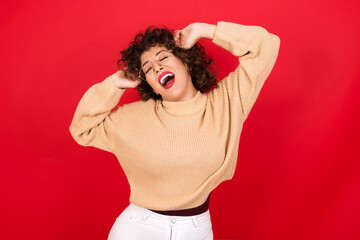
top-left (160, 73), bottom-right (174, 85)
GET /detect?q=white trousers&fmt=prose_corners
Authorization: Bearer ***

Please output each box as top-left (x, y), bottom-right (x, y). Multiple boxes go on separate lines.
top-left (108, 203), bottom-right (213, 240)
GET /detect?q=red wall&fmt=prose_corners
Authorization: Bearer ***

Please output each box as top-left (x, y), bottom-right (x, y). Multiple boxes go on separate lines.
top-left (1, 0), bottom-right (360, 239)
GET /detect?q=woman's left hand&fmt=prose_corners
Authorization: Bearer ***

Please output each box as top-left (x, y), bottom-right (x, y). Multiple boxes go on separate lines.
top-left (174, 23), bottom-right (216, 49)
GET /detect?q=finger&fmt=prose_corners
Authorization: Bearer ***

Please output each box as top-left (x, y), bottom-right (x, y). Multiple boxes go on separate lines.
top-left (175, 32), bottom-right (183, 46)
top-left (175, 39), bottom-right (181, 47)
top-left (174, 30), bottom-right (179, 38)
top-left (174, 31), bottom-right (180, 45)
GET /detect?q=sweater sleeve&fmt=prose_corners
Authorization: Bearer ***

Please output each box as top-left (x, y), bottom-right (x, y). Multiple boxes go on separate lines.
top-left (69, 75), bottom-right (125, 153)
top-left (211, 22), bottom-right (280, 120)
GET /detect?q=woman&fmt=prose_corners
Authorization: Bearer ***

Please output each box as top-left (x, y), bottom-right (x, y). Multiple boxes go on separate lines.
top-left (70, 21), bottom-right (280, 239)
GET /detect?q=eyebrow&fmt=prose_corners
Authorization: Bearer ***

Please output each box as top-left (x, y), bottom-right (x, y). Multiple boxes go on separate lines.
top-left (141, 50), bottom-right (167, 68)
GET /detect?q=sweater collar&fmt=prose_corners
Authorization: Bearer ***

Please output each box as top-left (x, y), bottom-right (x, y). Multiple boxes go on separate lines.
top-left (160, 91), bottom-right (207, 116)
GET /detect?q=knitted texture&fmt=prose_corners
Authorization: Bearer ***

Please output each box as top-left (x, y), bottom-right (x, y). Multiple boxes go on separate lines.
top-left (69, 22), bottom-right (280, 210)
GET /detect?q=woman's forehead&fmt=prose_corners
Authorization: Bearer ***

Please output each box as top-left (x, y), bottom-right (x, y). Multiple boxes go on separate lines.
top-left (140, 45), bottom-right (168, 63)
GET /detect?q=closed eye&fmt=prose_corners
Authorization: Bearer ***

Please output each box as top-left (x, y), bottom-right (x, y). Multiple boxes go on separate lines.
top-left (145, 67), bottom-right (152, 74)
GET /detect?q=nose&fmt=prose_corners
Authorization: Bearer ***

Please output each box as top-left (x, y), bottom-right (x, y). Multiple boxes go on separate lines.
top-left (153, 62), bottom-right (163, 73)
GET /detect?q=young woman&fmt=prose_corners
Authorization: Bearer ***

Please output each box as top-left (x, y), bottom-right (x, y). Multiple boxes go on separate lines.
top-left (70, 21), bottom-right (280, 240)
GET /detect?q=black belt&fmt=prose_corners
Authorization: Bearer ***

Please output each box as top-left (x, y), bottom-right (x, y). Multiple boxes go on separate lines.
top-left (149, 194), bottom-right (211, 216)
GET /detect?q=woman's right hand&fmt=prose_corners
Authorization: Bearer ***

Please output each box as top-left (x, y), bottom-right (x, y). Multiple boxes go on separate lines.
top-left (111, 69), bottom-right (141, 89)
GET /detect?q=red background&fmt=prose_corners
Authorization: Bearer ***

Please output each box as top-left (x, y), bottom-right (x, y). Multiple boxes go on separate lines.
top-left (1, 0), bottom-right (360, 239)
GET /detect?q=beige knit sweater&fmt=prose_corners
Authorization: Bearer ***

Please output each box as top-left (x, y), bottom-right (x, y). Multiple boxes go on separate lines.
top-left (69, 22), bottom-right (280, 210)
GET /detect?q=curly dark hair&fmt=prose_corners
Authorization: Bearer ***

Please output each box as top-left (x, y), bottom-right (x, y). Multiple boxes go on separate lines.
top-left (117, 26), bottom-right (218, 101)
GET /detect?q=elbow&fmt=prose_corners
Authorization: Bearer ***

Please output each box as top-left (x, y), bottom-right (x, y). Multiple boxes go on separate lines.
top-left (69, 123), bottom-right (88, 147)
top-left (69, 126), bottom-right (77, 141)
top-left (258, 26), bottom-right (281, 57)
top-left (69, 121), bottom-right (78, 141)
top-left (69, 125), bottom-right (81, 145)
top-left (273, 34), bottom-right (281, 52)
top-left (268, 33), bottom-right (281, 63)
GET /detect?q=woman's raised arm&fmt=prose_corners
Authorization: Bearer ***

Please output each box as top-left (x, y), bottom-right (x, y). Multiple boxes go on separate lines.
top-left (210, 22), bottom-right (280, 120)
top-left (69, 70), bottom-right (140, 152)
top-left (175, 21), bottom-right (280, 120)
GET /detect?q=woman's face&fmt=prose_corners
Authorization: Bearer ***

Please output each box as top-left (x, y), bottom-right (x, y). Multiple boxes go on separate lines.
top-left (139, 45), bottom-right (197, 102)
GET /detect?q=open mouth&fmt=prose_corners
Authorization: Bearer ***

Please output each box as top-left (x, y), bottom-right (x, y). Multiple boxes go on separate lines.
top-left (158, 71), bottom-right (175, 89)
